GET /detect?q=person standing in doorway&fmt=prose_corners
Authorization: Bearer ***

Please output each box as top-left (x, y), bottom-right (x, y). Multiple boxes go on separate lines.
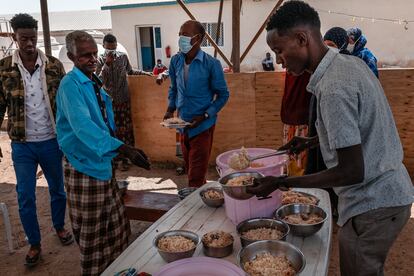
top-left (0, 13), bottom-right (73, 267)
top-left (96, 34), bottom-right (152, 171)
top-left (163, 20), bottom-right (229, 188)
top-left (262, 52), bottom-right (275, 71)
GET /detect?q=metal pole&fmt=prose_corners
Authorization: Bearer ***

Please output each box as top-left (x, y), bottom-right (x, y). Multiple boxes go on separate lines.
top-left (240, 0), bottom-right (284, 63)
top-left (232, 0), bottom-right (241, 72)
top-left (40, 0), bottom-right (52, 56)
top-left (176, 0), bottom-right (232, 68)
top-left (214, 0), bottom-right (224, 58)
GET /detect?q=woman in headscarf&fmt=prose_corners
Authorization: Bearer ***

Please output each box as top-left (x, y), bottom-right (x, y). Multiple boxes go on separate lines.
top-left (346, 27), bottom-right (379, 77)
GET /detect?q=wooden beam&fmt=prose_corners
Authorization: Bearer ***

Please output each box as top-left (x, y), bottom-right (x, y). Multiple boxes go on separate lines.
top-left (232, 0), bottom-right (241, 72)
top-left (176, 0), bottom-right (233, 68)
top-left (40, 0), bottom-right (52, 56)
top-left (214, 0), bottom-right (224, 58)
top-left (240, 0), bottom-right (284, 63)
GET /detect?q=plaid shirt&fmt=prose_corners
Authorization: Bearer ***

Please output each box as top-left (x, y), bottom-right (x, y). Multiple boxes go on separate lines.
top-left (0, 50), bottom-right (65, 141)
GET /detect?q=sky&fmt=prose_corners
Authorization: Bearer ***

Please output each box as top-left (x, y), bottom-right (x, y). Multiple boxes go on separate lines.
top-left (0, 0), bottom-right (107, 14)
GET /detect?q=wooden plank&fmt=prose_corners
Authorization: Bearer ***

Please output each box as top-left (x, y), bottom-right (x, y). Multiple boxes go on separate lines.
top-left (231, 0), bottom-right (241, 72)
top-left (103, 183), bottom-right (332, 275)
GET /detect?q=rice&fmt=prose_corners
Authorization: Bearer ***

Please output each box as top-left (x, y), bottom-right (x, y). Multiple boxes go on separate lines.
top-left (242, 227), bottom-right (284, 241)
top-left (226, 175), bottom-right (254, 186)
top-left (244, 252), bottom-right (296, 276)
top-left (203, 189), bottom-right (224, 200)
top-left (228, 147), bottom-right (250, 170)
top-left (157, 235), bottom-right (196, 252)
top-left (282, 191), bottom-right (319, 205)
top-left (202, 231), bottom-right (233, 248)
top-left (283, 213), bottom-right (323, 225)
top-left (164, 117), bottom-right (187, 124)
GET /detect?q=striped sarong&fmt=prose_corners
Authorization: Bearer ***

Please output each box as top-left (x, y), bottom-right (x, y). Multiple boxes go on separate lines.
top-left (63, 160), bottom-right (130, 276)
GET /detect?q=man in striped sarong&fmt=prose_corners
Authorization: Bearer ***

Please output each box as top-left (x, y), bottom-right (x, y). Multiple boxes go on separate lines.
top-left (56, 31), bottom-right (150, 275)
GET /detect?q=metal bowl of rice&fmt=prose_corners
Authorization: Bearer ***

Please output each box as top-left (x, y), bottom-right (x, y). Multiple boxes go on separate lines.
top-left (274, 204), bottom-right (328, 237)
top-left (238, 240), bottom-right (305, 275)
top-left (202, 230), bottom-right (234, 258)
top-left (236, 218), bottom-right (290, 247)
top-left (153, 230), bottom-right (200, 263)
top-left (199, 187), bottom-right (225, 208)
top-left (219, 172), bottom-right (264, 200)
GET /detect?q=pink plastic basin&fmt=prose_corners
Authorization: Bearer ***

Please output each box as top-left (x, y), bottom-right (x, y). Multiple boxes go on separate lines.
top-left (216, 148), bottom-right (288, 225)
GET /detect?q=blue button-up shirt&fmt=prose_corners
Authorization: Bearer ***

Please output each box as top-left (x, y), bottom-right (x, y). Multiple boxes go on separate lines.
top-left (168, 50), bottom-right (229, 138)
top-left (56, 67), bottom-right (123, 180)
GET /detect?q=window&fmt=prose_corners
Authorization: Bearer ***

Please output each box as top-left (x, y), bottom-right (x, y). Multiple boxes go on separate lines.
top-left (201, 23), bottom-right (224, 47)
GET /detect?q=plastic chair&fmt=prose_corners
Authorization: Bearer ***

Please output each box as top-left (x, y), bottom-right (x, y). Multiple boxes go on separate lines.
top-left (0, 202), bottom-right (14, 253)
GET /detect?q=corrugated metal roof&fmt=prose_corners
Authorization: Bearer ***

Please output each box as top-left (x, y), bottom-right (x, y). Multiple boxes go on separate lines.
top-left (101, 0), bottom-right (219, 10)
top-left (0, 10), bottom-right (111, 32)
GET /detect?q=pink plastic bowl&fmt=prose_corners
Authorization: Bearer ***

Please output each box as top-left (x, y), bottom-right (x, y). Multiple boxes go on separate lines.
top-left (216, 148), bottom-right (288, 225)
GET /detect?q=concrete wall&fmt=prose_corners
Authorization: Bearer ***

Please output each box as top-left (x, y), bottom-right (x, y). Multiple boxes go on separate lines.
top-left (109, 0), bottom-right (414, 71)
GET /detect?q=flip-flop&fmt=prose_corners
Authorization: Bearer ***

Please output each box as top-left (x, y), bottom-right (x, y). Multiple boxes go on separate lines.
top-left (25, 246), bottom-right (41, 267)
top-left (57, 230), bottom-right (74, 246)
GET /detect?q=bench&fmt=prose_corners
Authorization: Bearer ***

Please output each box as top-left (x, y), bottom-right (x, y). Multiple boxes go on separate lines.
top-left (123, 190), bottom-right (181, 222)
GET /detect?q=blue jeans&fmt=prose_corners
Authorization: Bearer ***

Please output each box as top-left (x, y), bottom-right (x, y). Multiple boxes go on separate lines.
top-left (11, 138), bottom-right (66, 246)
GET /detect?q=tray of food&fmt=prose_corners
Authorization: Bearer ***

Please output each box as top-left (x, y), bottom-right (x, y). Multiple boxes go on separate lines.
top-left (160, 118), bottom-right (191, 129)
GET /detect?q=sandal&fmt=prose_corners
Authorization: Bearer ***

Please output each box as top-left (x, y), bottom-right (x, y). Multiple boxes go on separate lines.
top-left (57, 229), bottom-right (74, 246)
top-left (25, 245), bottom-right (41, 267)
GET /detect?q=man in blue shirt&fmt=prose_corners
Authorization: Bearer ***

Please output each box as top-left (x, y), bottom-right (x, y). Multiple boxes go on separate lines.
top-left (56, 31), bottom-right (150, 275)
top-left (164, 20), bottom-right (229, 187)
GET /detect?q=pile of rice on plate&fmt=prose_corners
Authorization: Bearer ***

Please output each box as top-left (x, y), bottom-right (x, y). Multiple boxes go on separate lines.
top-left (203, 189), bottom-right (224, 200)
top-left (242, 227), bottom-right (284, 241)
top-left (283, 213), bottom-right (323, 225)
top-left (157, 235), bottom-right (196, 252)
top-left (202, 231), bottom-right (233, 247)
top-left (226, 175), bottom-right (255, 187)
top-left (244, 252), bottom-right (296, 276)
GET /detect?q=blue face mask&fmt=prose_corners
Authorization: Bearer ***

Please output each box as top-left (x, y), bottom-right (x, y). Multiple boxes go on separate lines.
top-left (178, 35), bottom-right (198, 54)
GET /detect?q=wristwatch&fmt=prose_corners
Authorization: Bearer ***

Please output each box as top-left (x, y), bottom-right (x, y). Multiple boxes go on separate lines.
top-left (204, 112), bottom-right (209, 119)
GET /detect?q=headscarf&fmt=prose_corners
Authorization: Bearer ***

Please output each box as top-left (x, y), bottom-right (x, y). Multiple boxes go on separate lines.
top-left (323, 27), bottom-right (349, 53)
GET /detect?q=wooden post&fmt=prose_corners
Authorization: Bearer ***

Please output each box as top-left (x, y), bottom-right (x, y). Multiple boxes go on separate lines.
top-left (176, 0), bottom-right (232, 68)
top-left (40, 0), bottom-right (52, 56)
top-left (214, 0), bottom-right (224, 58)
top-left (240, 0), bottom-right (284, 63)
top-left (232, 0), bottom-right (241, 72)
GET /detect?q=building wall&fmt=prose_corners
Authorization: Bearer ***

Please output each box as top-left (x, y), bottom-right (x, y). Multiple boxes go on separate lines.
top-left (109, 0), bottom-right (414, 71)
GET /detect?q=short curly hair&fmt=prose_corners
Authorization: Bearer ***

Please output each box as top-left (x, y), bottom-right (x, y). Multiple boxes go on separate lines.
top-left (10, 13), bottom-right (38, 32)
top-left (266, 1), bottom-right (320, 35)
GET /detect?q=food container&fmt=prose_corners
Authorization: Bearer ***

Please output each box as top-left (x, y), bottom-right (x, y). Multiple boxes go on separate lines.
top-left (236, 218), bottom-right (289, 247)
top-left (199, 187), bottom-right (224, 208)
top-left (219, 172), bottom-right (264, 200)
top-left (153, 230), bottom-right (200, 263)
top-left (216, 148), bottom-right (288, 177)
top-left (274, 204), bottom-right (328, 237)
top-left (202, 232), bottom-right (234, 258)
top-left (238, 240), bottom-right (306, 275)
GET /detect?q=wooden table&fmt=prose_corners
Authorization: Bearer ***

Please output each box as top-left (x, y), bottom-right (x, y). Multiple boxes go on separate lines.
top-left (103, 183), bottom-right (332, 276)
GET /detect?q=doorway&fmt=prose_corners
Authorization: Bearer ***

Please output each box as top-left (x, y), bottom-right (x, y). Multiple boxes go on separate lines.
top-left (135, 26), bottom-right (163, 71)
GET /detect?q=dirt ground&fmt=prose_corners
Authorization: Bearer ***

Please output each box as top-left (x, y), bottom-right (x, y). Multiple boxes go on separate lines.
top-left (0, 132), bottom-right (413, 275)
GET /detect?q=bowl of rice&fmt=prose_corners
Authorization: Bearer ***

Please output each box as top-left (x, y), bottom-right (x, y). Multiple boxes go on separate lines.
top-left (153, 230), bottom-right (200, 263)
top-left (202, 230), bottom-right (234, 258)
top-left (237, 218), bottom-right (290, 247)
top-left (219, 172), bottom-right (264, 200)
top-left (199, 187), bottom-right (224, 208)
top-left (238, 240), bottom-right (305, 276)
top-left (274, 204), bottom-right (327, 237)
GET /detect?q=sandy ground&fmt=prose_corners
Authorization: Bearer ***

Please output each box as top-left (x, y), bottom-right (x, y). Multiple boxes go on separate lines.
top-left (0, 132), bottom-right (413, 275)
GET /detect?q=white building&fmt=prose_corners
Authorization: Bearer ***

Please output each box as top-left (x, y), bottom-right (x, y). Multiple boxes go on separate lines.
top-left (102, 0), bottom-right (414, 71)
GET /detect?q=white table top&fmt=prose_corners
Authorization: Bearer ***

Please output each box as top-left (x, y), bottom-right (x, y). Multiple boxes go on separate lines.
top-left (103, 183), bottom-right (332, 276)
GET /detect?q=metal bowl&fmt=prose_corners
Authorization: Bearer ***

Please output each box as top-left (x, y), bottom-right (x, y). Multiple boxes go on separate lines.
top-left (178, 187), bottom-right (198, 200)
top-left (219, 172), bottom-right (264, 200)
top-left (236, 218), bottom-right (290, 247)
top-left (274, 204), bottom-right (328, 237)
top-left (238, 240), bottom-right (306, 274)
top-left (202, 231), bottom-right (234, 258)
top-left (153, 230), bottom-right (200, 263)
top-left (199, 187), bottom-right (224, 208)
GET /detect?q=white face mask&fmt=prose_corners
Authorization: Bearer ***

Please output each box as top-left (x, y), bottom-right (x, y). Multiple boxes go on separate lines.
top-left (105, 49), bottom-right (116, 55)
top-left (346, 43), bottom-right (355, 53)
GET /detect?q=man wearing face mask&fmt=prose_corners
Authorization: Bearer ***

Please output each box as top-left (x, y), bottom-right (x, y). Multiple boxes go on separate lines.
top-left (153, 59), bottom-right (168, 76)
top-left (346, 27), bottom-right (378, 78)
top-left (163, 20), bottom-right (229, 188)
top-left (96, 34), bottom-right (152, 171)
